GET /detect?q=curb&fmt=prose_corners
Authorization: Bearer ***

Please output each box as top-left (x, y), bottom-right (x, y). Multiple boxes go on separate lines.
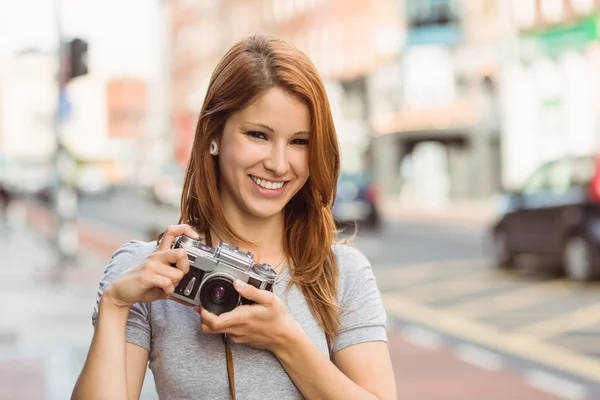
top-left (381, 200), bottom-right (496, 227)
top-left (22, 200), bottom-right (130, 258)
top-left (383, 210), bottom-right (494, 227)
top-left (19, 200), bottom-right (132, 285)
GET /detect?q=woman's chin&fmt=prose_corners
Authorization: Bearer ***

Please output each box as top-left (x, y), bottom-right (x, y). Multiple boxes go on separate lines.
top-left (244, 202), bottom-right (286, 220)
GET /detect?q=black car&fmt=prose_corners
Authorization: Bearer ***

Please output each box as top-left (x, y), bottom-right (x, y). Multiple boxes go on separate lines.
top-left (490, 154), bottom-right (600, 282)
top-left (332, 171), bottom-right (380, 229)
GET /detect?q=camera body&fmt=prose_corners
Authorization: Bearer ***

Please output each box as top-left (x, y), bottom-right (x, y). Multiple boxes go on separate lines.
top-left (171, 235), bottom-right (277, 315)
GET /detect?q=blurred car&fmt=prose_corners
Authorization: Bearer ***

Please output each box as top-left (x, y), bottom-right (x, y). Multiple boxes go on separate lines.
top-left (150, 163), bottom-right (185, 208)
top-left (0, 158), bottom-right (54, 202)
top-left (332, 171), bottom-right (380, 229)
top-left (490, 154), bottom-right (600, 282)
top-left (74, 164), bottom-right (111, 196)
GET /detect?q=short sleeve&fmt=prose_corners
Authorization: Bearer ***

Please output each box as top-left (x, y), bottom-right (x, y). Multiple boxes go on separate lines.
top-left (330, 245), bottom-right (388, 354)
top-left (92, 240), bottom-right (156, 351)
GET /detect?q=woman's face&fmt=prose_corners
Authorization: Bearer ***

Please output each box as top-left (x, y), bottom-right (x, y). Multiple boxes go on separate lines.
top-left (217, 87), bottom-right (311, 221)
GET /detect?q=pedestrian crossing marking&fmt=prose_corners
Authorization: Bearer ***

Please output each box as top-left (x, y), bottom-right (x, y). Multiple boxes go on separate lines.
top-left (382, 293), bottom-right (600, 383)
top-left (445, 280), bottom-right (571, 318)
top-left (375, 259), bottom-right (485, 290)
top-left (516, 304), bottom-right (600, 340)
top-left (395, 270), bottom-right (499, 302)
top-left (550, 335), bottom-right (600, 353)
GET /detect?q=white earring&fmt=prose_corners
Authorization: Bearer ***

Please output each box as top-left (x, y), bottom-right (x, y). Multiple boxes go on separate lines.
top-left (210, 140), bottom-right (218, 156)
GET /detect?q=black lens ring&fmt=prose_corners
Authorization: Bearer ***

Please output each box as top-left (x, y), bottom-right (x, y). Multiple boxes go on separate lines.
top-left (199, 274), bottom-right (239, 315)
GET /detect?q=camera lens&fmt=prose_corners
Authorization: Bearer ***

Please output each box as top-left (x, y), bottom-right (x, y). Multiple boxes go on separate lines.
top-left (211, 285), bottom-right (227, 304)
top-left (199, 275), bottom-right (238, 315)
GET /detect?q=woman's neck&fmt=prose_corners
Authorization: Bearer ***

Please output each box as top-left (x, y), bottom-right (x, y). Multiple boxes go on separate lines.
top-left (210, 207), bottom-right (286, 265)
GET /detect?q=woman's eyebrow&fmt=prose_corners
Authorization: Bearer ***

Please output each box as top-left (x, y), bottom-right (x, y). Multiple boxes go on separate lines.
top-left (246, 122), bottom-right (274, 133)
top-left (246, 122), bottom-right (310, 135)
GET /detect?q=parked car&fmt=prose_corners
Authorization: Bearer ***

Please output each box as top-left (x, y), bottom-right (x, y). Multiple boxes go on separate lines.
top-left (332, 171), bottom-right (380, 229)
top-left (490, 154), bottom-right (600, 282)
top-left (0, 158), bottom-right (54, 202)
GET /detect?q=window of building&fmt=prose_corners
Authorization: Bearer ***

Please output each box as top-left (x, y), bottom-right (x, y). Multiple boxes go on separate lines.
top-left (272, 0), bottom-right (283, 22)
top-left (294, 0), bottom-right (307, 14)
top-left (541, 0), bottom-right (565, 23)
top-left (262, 0), bottom-right (273, 23)
top-left (513, 0), bottom-right (536, 28)
top-left (283, 0), bottom-right (295, 20)
top-left (571, 0), bottom-right (594, 14)
top-left (406, 0), bottom-right (460, 28)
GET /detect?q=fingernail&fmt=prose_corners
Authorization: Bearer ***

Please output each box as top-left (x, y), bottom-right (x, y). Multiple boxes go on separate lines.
top-left (234, 279), bottom-right (244, 288)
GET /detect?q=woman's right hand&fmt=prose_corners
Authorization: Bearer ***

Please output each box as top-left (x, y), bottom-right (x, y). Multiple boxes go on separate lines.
top-left (103, 224), bottom-right (200, 309)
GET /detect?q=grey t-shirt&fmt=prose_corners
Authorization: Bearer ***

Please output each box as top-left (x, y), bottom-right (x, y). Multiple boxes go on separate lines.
top-left (92, 240), bottom-right (387, 399)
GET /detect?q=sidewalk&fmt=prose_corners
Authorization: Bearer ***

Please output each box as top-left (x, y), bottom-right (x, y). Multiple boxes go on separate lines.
top-left (381, 195), bottom-right (497, 227)
top-left (0, 214), bottom-right (158, 400)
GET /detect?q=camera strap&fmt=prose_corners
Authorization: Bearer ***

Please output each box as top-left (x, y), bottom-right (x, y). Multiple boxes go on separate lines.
top-left (222, 334), bottom-right (236, 399)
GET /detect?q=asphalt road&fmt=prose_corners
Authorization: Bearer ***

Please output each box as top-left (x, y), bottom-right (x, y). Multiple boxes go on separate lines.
top-left (75, 189), bottom-right (600, 399)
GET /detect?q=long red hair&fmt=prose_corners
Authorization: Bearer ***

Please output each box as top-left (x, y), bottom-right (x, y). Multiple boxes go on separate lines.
top-left (179, 34), bottom-right (341, 339)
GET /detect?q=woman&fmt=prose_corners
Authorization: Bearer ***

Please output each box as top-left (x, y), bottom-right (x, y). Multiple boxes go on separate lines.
top-left (72, 34), bottom-right (396, 400)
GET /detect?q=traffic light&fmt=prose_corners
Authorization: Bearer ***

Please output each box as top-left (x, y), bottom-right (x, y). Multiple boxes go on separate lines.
top-left (68, 38), bottom-right (88, 81)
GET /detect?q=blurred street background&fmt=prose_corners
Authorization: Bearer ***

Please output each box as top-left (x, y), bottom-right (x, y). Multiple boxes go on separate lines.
top-left (2, 0), bottom-right (600, 399)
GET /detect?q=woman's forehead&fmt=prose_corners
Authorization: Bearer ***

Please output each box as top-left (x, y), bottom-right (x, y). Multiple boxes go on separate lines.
top-left (230, 88), bottom-right (311, 133)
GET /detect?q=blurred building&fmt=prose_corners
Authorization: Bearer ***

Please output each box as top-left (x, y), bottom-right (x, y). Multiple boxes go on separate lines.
top-left (499, 0), bottom-right (600, 189)
top-left (167, 0), bottom-right (263, 167)
top-left (166, 0), bottom-right (404, 171)
top-left (369, 0), bottom-right (502, 206)
top-left (165, 0), bottom-right (503, 203)
top-left (260, 0), bottom-right (403, 174)
top-left (0, 50), bottom-right (57, 162)
top-left (106, 79), bottom-right (148, 139)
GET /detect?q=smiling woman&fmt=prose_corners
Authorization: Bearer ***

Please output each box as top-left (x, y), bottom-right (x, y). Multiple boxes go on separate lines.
top-left (72, 33), bottom-right (397, 400)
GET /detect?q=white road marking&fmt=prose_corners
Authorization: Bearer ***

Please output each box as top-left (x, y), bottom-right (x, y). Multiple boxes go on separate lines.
top-left (401, 325), bottom-right (443, 349)
top-left (524, 369), bottom-right (589, 400)
top-left (455, 343), bottom-right (504, 371)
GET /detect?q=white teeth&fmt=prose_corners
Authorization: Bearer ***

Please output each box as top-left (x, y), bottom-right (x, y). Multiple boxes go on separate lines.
top-left (251, 176), bottom-right (284, 190)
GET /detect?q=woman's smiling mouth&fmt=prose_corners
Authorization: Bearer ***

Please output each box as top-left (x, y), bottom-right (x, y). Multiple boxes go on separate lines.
top-left (249, 175), bottom-right (287, 190)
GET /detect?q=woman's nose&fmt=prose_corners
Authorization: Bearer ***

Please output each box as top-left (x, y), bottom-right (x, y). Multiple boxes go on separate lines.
top-left (264, 146), bottom-right (289, 176)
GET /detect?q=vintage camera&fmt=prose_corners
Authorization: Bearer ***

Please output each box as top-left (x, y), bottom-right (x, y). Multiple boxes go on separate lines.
top-left (170, 235), bottom-right (277, 315)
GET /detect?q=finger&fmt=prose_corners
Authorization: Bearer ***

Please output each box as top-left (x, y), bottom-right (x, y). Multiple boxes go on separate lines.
top-left (200, 322), bottom-right (219, 334)
top-left (199, 308), bottom-right (219, 329)
top-left (157, 224), bottom-right (200, 251)
top-left (200, 306), bottom-right (247, 332)
top-left (140, 271), bottom-right (174, 293)
top-left (234, 279), bottom-right (273, 305)
top-left (149, 250), bottom-right (190, 280)
top-left (227, 334), bottom-right (245, 344)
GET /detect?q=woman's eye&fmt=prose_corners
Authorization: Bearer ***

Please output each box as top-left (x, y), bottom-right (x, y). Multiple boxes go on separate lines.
top-left (292, 138), bottom-right (309, 146)
top-left (247, 131), bottom-right (267, 140)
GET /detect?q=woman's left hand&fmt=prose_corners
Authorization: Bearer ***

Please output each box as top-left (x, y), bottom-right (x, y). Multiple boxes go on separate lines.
top-left (196, 279), bottom-right (300, 353)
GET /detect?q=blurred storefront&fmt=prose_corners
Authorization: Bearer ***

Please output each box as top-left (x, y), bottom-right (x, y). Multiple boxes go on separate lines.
top-left (500, 0), bottom-right (600, 189)
top-left (369, 0), bottom-right (502, 205)
top-left (166, 0), bottom-right (503, 203)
